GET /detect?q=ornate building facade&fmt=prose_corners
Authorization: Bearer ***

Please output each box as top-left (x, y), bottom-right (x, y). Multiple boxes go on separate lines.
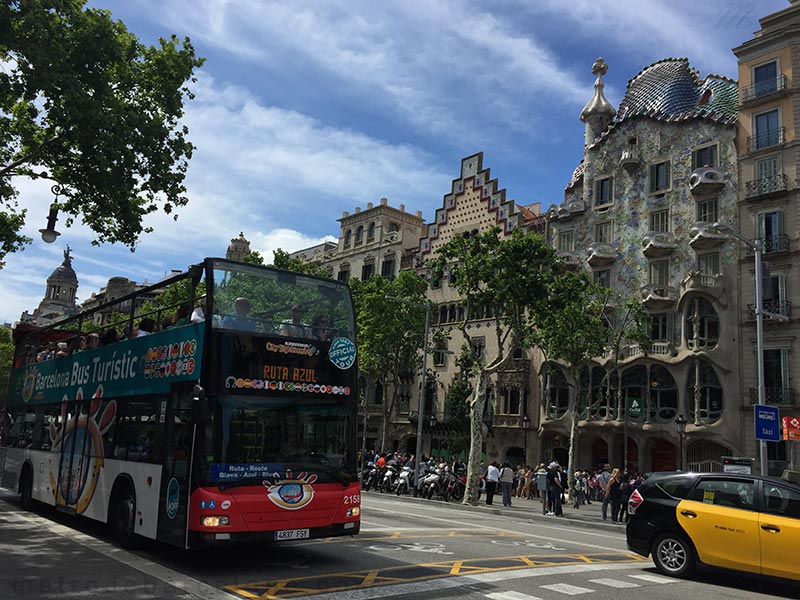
top-left (20, 247), bottom-right (79, 326)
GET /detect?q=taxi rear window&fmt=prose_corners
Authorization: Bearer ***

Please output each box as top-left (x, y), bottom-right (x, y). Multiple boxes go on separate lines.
top-left (655, 477), bottom-right (694, 499)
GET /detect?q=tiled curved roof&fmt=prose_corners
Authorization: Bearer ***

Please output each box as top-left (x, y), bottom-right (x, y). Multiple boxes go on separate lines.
top-left (565, 160), bottom-right (584, 192)
top-left (616, 58), bottom-right (738, 125)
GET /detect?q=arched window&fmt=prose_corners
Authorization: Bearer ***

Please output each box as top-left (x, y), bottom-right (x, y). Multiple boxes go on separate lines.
top-left (355, 225), bottom-right (364, 244)
top-left (686, 297), bottom-right (719, 351)
top-left (388, 222), bottom-right (400, 233)
top-left (367, 222), bottom-right (376, 241)
top-left (622, 366), bottom-right (647, 423)
top-left (648, 364), bottom-right (678, 423)
top-left (545, 365), bottom-right (569, 419)
top-left (588, 366), bottom-right (609, 420)
top-left (686, 359), bottom-right (723, 424)
top-left (439, 305), bottom-right (448, 323)
top-left (448, 304), bottom-right (457, 322)
top-left (344, 229), bottom-right (352, 247)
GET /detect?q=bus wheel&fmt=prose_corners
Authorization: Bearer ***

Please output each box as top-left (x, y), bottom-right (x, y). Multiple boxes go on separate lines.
top-left (19, 468), bottom-right (33, 510)
top-left (110, 485), bottom-right (138, 548)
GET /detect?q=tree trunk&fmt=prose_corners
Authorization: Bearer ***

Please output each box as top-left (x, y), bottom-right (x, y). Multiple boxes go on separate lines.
top-left (566, 371), bottom-right (580, 503)
top-left (463, 371), bottom-right (487, 505)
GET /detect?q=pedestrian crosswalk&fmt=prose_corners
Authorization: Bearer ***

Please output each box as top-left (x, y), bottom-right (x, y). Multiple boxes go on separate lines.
top-left (483, 573), bottom-right (676, 599)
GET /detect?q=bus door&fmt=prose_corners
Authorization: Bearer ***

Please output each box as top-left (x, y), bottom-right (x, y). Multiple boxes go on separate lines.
top-left (156, 384), bottom-right (194, 548)
top-left (55, 401), bottom-right (91, 515)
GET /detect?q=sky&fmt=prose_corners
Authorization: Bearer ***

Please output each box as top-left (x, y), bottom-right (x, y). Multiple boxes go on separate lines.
top-left (0, 0), bottom-right (790, 323)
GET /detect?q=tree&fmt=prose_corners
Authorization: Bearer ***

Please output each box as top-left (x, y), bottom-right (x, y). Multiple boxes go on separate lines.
top-left (429, 227), bottom-right (559, 505)
top-left (349, 271), bottom-right (430, 453)
top-left (270, 249), bottom-right (331, 279)
top-left (0, 0), bottom-right (204, 266)
top-left (533, 274), bottom-right (651, 498)
top-left (0, 326), bottom-right (14, 413)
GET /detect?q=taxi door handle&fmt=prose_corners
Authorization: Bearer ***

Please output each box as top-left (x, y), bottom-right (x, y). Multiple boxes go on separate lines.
top-left (761, 524), bottom-right (781, 533)
top-left (680, 510), bottom-right (697, 518)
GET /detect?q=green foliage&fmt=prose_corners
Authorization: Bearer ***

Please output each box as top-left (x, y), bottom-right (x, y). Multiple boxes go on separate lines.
top-left (270, 249), bottom-right (331, 279)
top-left (444, 363), bottom-right (472, 428)
top-left (0, 326), bottom-right (14, 406)
top-left (0, 0), bottom-right (205, 265)
top-left (136, 278), bottom-right (206, 325)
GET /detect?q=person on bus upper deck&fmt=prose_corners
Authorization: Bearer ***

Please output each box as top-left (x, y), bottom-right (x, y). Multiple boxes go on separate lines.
top-left (222, 297), bottom-right (256, 332)
top-left (137, 318), bottom-right (156, 337)
top-left (310, 314), bottom-right (333, 341)
top-left (101, 328), bottom-right (122, 346)
top-left (55, 342), bottom-right (69, 358)
top-left (280, 304), bottom-right (308, 337)
top-left (173, 302), bottom-right (192, 327)
top-left (86, 333), bottom-right (100, 349)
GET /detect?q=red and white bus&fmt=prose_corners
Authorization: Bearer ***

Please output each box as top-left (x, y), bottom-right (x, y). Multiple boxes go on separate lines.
top-left (0, 258), bottom-right (361, 547)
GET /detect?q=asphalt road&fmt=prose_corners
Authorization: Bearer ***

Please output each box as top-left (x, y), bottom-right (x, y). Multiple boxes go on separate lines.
top-left (1, 489), bottom-right (799, 600)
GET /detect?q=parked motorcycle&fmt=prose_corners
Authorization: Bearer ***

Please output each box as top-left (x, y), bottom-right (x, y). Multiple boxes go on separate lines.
top-left (379, 463), bottom-right (399, 493)
top-left (396, 465), bottom-right (415, 496)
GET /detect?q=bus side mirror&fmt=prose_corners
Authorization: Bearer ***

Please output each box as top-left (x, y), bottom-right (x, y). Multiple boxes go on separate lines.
top-left (192, 384), bottom-right (209, 423)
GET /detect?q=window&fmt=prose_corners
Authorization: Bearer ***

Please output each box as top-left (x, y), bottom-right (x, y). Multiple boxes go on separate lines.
top-left (765, 273), bottom-right (786, 305)
top-left (371, 382), bottom-right (383, 405)
top-left (367, 222), bottom-right (375, 242)
top-left (764, 349), bottom-right (790, 401)
top-left (355, 225), bottom-right (364, 244)
top-left (558, 230), bottom-right (574, 252)
top-left (650, 210), bottom-right (669, 233)
top-left (697, 198), bottom-right (718, 223)
top-left (438, 305), bottom-right (448, 324)
top-left (649, 161), bottom-right (671, 193)
top-left (361, 262), bottom-right (374, 280)
top-left (471, 337), bottom-right (485, 360)
top-left (692, 144), bottom-right (718, 169)
top-left (595, 177), bottom-right (613, 207)
top-left (686, 297), bottom-right (719, 351)
top-left (697, 253), bottom-right (720, 275)
top-left (754, 109), bottom-right (780, 149)
top-left (448, 266), bottom-right (457, 286)
top-left (433, 341), bottom-right (447, 367)
top-left (546, 366), bottom-right (569, 419)
top-left (758, 210), bottom-right (785, 252)
top-left (762, 482), bottom-right (800, 519)
top-left (689, 477), bottom-right (755, 511)
top-left (753, 60), bottom-right (778, 97)
top-left (687, 360), bottom-right (723, 423)
top-left (388, 222), bottom-right (400, 233)
top-left (595, 221), bottom-right (612, 244)
top-left (756, 156), bottom-right (779, 194)
top-left (381, 258), bottom-right (395, 279)
top-left (649, 261), bottom-right (670, 287)
top-left (499, 388), bottom-right (521, 415)
top-left (337, 268), bottom-right (350, 283)
top-left (343, 229), bottom-right (352, 247)
top-left (650, 313), bottom-right (671, 341)
top-left (429, 270), bottom-right (441, 289)
top-left (594, 270), bottom-right (610, 289)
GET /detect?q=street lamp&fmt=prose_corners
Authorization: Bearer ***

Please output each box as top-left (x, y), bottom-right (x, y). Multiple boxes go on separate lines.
top-left (386, 295), bottom-right (430, 496)
top-left (710, 222), bottom-right (767, 476)
top-left (675, 414), bottom-right (687, 470)
top-left (521, 414), bottom-right (530, 463)
top-left (39, 205), bottom-right (61, 243)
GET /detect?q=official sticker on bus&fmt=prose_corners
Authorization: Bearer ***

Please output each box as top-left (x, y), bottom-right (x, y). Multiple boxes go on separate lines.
top-left (264, 470), bottom-right (317, 510)
top-left (328, 337), bottom-right (356, 370)
top-left (166, 478), bottom-right (180, 519)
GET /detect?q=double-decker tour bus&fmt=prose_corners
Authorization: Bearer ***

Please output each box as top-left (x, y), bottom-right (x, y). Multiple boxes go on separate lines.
top-left (0, 258), bottom-right (361, 548)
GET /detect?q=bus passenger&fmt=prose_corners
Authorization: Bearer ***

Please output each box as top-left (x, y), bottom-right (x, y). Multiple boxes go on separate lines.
top-left (280, 304), bottom-right (308, 337)
top-left (310, 314), bottom-right (332, 341)
top-left (222, 297), bottom-right (256, 332)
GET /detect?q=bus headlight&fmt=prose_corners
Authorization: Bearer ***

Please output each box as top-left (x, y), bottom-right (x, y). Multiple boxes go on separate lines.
top-left (347, 507), bottom-right (360, 517)
top-left (201, 516), bottom-right (230, 527)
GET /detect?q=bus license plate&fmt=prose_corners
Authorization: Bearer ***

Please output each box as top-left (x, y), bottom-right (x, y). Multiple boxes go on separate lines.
top-left (274, 528), bottom-right (310, 541)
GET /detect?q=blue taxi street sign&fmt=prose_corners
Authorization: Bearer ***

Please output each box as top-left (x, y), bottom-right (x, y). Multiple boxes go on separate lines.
top-left (755, 404), bottom-right (780, 442)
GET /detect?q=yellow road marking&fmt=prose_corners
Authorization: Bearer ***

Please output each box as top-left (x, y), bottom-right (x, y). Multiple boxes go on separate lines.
top-left (224, 552), bottom-right (647, 599)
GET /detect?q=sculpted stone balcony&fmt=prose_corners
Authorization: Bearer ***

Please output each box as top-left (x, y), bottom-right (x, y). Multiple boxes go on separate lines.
top-left (689, 167), bottom-right (726, 196)
top-left (642, 231), bottom-right (677, 258)
top-left (587, 242), bottom-right (616, 267)
top-left (689, 221), bottom-right (727, 250)
top-left (556, 250), bottom-right (580, 270)
top-left (640, 284), bottom-right (678, 310)
top-left (555, 200), bottom-right (587, 220)
top-left (681, 271), bottom-right (724, 300)
top-left (621, 341), bottom-right (677, 361)
top-left (620, 147), bottom-right (639, 170)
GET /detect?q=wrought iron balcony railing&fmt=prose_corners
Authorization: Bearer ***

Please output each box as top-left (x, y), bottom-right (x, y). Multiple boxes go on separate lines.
top-left (741, 74), bottom-right (788, 104)
top-left (744, 174), bottom-right (791, 199)
top-left (747, 127), bottom-right (786, 152)
top-left (749, 387), bottom-right (796, 406)
top-left (746, 300), bottom-right (792, 320)
top-left (745, 234), bottom-right (790, 255)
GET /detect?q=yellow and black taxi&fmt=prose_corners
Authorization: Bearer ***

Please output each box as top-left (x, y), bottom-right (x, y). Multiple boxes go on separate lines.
top-left (626, 471), bottom-right (800, 581)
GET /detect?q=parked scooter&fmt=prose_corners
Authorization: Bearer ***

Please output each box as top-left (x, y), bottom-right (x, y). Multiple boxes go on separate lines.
top-left (396, 465), bottom-right (415, 496)
top-left (379, 463), bottom-right (399, 493)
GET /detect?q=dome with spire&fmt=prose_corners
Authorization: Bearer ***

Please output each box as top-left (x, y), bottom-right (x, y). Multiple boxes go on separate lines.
top-left (580, 58), bottom-right (617, 122)
top-left (48, 246), bottom-right (77, 284)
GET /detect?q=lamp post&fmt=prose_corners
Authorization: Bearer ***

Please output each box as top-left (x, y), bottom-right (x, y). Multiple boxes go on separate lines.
top-left (675, 414), bottom-right (687, 470)
top-left (386, 295), bottom-right (430, 496)
top-left (521, 414), bottom-right (530, 463)
top-left (710, 222), bottom-right (767, 476)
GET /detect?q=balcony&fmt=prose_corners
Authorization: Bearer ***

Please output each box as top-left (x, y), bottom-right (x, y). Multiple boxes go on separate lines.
top-left (681, 271), bottom-right (724, 299)
top-left (689, 167), bottom-right (726, 196)
top-left (748, 387), bottom-right (797, 407)
top-left (642, 231), bottom-right (677, 258)
top-left (557, 250), bottom-right (580, 270)
top-left (745, 234), bottom-right (790, 256)
top-left (744, 174), bottom-right (791, 201)
top-left (620, 147), bottom-right (639, 170)
top-left (746, 300), bottom-right (792, 321)
top-left (621, 341), bottom-right (676, 360)
top-left (555, 200), bottom-right (587, 220)
top-left (586, 242), bottom-right (616, 267)
top-left (640, 284), bottom-right (678, 310)
top-left (689, 221), bottom-right (727, 250)
top-left (747, 127), bottom-right (786, 153)
top-left (740, 74), bottom-right (788, 106)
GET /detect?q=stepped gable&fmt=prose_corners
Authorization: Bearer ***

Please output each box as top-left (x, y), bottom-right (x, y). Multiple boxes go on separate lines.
top-left (419, 152), bottom-right (520, 257)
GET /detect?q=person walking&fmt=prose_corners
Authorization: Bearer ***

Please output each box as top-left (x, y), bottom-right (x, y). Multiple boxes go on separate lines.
top-left (572, 468), bottom-right (586, 509)
top-left (618, 474), bottom-right (632, 523)
top-left (485, 461), bottom-right (500, 505)
top-left (597, 463), bottom-right (612, 520)
top-left (605, 468), bottom-right (623, 523)
top-left (546, 461), bottom-right (563, 516)
top-left (535, 464), bottom-right (548, 514)
top-left (499, 462), bottom-right (514, 507)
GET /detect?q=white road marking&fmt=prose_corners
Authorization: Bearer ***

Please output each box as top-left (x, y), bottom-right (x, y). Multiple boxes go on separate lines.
top-left (486, 591), bottom-right (542, 600)
top-left (628, 573), bottom-right (678, 584)
top-left (539, 582), bottom-right (594, 595)
top-left (293, 562), bottom-right (645, 600)
top-left (588, 577), bottom-right (639, 588)
top-left (4, 501), bottom-right (241, 600)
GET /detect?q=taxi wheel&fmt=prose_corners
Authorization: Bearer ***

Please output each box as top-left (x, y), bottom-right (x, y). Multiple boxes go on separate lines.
top-left (652, 532), bottom-right (696, 578)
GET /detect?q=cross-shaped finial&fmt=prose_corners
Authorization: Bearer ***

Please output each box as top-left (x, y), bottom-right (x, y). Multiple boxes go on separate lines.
top-left (592, 58), bottom-right (608, 77)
